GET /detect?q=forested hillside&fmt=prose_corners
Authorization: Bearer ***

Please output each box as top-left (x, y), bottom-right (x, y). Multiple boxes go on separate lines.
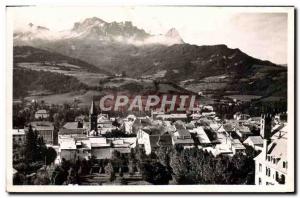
top-left (13, 68), bottom-right (88, 98)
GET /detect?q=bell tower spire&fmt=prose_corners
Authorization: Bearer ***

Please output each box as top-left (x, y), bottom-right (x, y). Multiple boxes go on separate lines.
top-left (90, 99), bottom-right (98, 132)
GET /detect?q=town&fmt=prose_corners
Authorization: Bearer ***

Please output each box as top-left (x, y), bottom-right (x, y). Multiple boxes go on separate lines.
top-left (12, 96), bottom-right (288, 186)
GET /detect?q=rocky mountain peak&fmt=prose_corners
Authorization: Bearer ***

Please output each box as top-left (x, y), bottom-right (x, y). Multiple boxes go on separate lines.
top-left (165, 27), bottom-right (184, 44)
top-left (72, 17), bottom-right (107, 32)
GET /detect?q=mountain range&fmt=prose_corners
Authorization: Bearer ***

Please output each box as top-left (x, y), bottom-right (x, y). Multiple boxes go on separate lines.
top-left (13, 17), bottom-right (287, 101)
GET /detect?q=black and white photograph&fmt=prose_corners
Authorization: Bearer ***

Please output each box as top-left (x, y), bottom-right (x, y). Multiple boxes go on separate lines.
top-left (5, 6), bottom-right (295, 193)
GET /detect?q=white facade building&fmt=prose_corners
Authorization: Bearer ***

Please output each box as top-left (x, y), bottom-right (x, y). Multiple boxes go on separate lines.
top-left (254, 115), bottom-right (288, 186)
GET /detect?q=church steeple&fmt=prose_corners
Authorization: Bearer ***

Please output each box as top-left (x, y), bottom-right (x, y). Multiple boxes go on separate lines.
top-left (90, 100), bottom-right (97, 115)
top-left (90, 99), bottom-right (98, 132)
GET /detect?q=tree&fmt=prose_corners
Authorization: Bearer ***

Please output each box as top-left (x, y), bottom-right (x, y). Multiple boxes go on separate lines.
top-left (13, 172), bottom-right (26, 185)
top-left (52, 166), bottom-right (67, 185)
top-left (33, 168), bottom-right (51, 185)
top-left (141, 161), bottom-right (171, 185)
top-left (169, 150), bottom-right (189, 184)
top-left (156, 146), bottom-right (172, 167)
top-left (45, 147), bottom-right (57, 165)
top-left (25, 125), bottom-right (38, 162)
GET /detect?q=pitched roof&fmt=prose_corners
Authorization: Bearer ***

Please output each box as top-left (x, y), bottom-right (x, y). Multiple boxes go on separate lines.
top-left (231, 139), bottom-right (245, 150)
top-left (59, 128), bottom-right (85, 135)
top-left (267, 138), bottom-right (287, 160)
top-left (210, 123), bottom-right (220, 131)
top-left (189, 127), bottom-right (211, 144)
top-left (30, 121), bottom-right (54, 131)
top-left (244, 136), bottom-right (263, 145)
top-left (254, 137), bottom-right (287, 173)
top-left (271, 124), bottom-right (288, 139)
top-left (63, 122), bottom-right (85, 129)
top-left (176, 129), bottom-right (191, 136)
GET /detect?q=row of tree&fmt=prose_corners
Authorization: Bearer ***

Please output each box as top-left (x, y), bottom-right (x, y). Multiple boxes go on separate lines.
top-left (13, 125), bottom-right (57, 185)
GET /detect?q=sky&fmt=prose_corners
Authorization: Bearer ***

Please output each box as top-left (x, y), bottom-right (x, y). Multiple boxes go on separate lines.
top-left (9, 6), bottom-right (289, 64)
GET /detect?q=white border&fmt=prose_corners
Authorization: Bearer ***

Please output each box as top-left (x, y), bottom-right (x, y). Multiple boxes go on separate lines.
top-left (5, 5), bottom-right (295, 193)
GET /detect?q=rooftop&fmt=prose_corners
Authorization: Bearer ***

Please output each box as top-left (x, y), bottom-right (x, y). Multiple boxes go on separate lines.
top-left (231, 139), bottom-right (245, 150)
top-left (89, 137), bottom-right (110, 147)
top-left (172, 136), bottom-right (194, 145)
top-left (30, 121), bottom-right (54, 131)
top-left (12, 129), bottom-right (25, 135)
top-left (60, 139), bottom-right (76, 150)
top-left (175, 129), bottom-right (191, 137)
top-left (244, 136), bottom-right (263, 145)
top-left (59, 128), bottom-right (85, 135)
top-left (35, 109), bottom-right (48, 114)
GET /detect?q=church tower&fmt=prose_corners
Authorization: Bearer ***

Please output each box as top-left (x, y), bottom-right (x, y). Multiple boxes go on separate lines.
top-left (90, 100), bottom-right (98, 132)
top-left (260, 113), bottom-right (272, 139)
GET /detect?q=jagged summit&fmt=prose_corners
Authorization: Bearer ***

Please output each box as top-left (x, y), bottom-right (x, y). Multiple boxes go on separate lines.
top-left (165, 27), bottom-right (184, 44)
top-left (14, 17), bottom-right (187, 46)
top-left (70, 17), bottom-right (150, 40)
top-left (72, 17), bottom-right (107, 32)
top-left (165, 28), bottom-right (181, 39)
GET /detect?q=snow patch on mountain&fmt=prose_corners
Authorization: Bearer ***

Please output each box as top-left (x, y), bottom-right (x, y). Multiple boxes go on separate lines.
top-left (14, 17), bottom-right (185, 46)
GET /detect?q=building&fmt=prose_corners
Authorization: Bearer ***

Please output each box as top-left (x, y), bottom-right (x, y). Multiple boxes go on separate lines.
top-left (214, 130), bottom-right (233, 156)
top-left (89, 137), bottom-right (112, 159)
top-left (34, 109), bottom-right (49, 120)
top-left (137, 126), bottom-right (172, 155)
top-left (59, 137), bottom-right (77, 162)
top-left (243, 136), bottom-right (264, 151)
top-left (29, 121), bottom-right (54, 145)
top-left (12, 129), bottom-right (26, 145)
top-left (254, 114), bottom-right (288, 186)
top-left (88, 101), bottom-right (117, 135)
top-left (59, 121), bottom-right (88, 136)
top-left (109, 137), bottom-right (137, 154)
top-left (189, 126), bottom-right (211, 146)
top-left (233, 112), bottom-right (250, 120)
top-left (156, 113), bottom-right (187, 121)
top-left (75, 138), bottom-right (92, 161)
top-left (231, 139), bottom-right (246, 155)
top-left (57, 135), bottom-right (92, 163)
top-left (171, 129), bottom-right (194, 148)
top-left (235, 125), bottom-right (252, 140)
top-left (97, 115), bottom-right (115, 135)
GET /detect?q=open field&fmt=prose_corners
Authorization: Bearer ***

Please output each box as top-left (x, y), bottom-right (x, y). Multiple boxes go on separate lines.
top-left (226, 95), bottom-right (262, 102)
top-left (25, 90), bottom-right (103, 107)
